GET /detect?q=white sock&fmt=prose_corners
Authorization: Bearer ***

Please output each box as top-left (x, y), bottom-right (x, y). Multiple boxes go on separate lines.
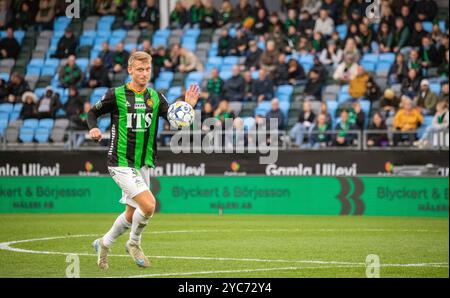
top-left (102, 212), bottom-right (131, 248)
top-left (129, 208), bottom-right (150, 245)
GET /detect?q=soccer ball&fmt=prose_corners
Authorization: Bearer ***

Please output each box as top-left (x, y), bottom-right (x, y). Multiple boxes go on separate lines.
top-left (167, 101), bottom-right (195, 128)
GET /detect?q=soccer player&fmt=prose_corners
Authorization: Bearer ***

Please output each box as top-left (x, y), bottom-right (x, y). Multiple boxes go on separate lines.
top-left (87, 51), bottom-right (199, 270)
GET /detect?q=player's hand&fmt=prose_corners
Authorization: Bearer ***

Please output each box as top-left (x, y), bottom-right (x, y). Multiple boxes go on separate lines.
top-left (185, 84), bottom-right (200, 107)
top-left (89, 128), bottom-right (102, 142)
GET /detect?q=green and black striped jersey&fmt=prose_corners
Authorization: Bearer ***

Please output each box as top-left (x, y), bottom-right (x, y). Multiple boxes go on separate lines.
top-left (87, 84), bottom-right (170, 169)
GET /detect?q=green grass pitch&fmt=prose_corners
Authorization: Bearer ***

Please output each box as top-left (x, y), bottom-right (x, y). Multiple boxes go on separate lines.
top-left (0, 214), bottom-right (448, 278)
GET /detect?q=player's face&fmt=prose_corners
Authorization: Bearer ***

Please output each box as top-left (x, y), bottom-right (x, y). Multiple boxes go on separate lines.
top-left (129, 60), bottom-right (151, 87)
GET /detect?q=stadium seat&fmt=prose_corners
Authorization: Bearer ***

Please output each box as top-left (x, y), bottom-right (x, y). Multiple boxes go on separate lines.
top-left (34, 127), bottom-right (51, 143)
top-left (152, 35), bottom-right (168, 48)
top-left (13, 103), bottom-right (23, 113)
top-left (0, 72), bottom-right (9, 81)
top-left (219, 70), bottom-right (233, 80)
top-left (299, 54), bottom-right (314, 65)
top-left (79, 36), bottom-right (94, 47)
top-left (154, 78), bottom-right (171, 90)
top-left (38, 119), bottom-right (54, 129)
top-left (158, 71), bottom-right (174, 82)
top-left (336, 24), bottom-right (348, 40)
top-left (430, 83), bottom-right (441, 94)
top-left (361, 53), bottom-right (379, 64)
top-left (111, 29), bottom-right (127, 39)
top-left (41, 65), bottom-right (57, 76)
top-left (167, 86), bottom-right (183, 104)
top-left (186, 71), bottom-right (204, 83)
top-left (361, 61), bottom-right (376, 72)
top-left (26, 65), bottom-right (41, 77)
top-left (0, 103), bottom-right (13, 113)
top-left (207, 56), bottom-right (223, 69)
top-left (243, 117), bottom-right (256, 130)
top-left (422, 21), bottom-right (433, 32)
top-left (9, 112), bottom-right (20, 122)
top-left (19, 127), bottom-right (35, 143)
top-left (0, 116), bottom-right (7, 137)
top-left (255, 101), bottom-right (272, 116)
top-left (379, 53), bottom-right (396, 64)
top-left (98, 117), bottom-right (111, 132)
top-left (223, 56), bottom-right (239, 66)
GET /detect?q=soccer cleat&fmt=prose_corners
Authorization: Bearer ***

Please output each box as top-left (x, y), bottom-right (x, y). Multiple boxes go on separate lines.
top-left (92, 238), bottom-right (109, 270)
top-left (125, 240), bottom-right (150, 268)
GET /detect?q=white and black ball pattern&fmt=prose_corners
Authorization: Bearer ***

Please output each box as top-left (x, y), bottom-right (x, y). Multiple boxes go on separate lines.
top-left (167, 101), bottom-right (195, 128)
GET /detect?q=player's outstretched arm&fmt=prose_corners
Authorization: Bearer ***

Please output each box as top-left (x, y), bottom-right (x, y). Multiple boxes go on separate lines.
top-left (184, 84), bottom-right (200, 107)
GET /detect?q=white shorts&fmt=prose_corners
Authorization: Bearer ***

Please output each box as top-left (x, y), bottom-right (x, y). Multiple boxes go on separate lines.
top-left (108, 166), bottom-right (150, 209)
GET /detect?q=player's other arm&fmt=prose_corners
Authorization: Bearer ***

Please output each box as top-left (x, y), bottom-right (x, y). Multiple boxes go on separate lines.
top-left (87, 89), bottom-right (116, 142)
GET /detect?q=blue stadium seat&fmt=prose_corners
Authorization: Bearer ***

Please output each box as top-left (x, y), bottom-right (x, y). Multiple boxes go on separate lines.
top-left (379, 53), bottom-right (396, 64)
top-left (41, 65), bottom-right (57, 76)
top-left (276, 85), bottom-right (294, 97)
top-left (185, 28), bottom-right (201, 38)
top-left (255, 101), bottom-right (272, 117)
top-left (23, 118), bottom-right (39, 128)
top-left (219, 70), bottom-right (233, 80)
top-left (9, 111), bottom-right (19, 122)
top-left (0, 103), bottom-right (13, 113)
top-left (430, 83), bottom-right (441, 94)
top-left (243, 117), bottom-right (255, 130)
top-left (0, 116), bottom-right (7, 137)
top-left (422, 21), bottom-right (433, 32)
top-left (361, 61), bottom-right (376, 72)
top-left (98, 117), bottom-right (111, 132)
top-left (167, 87), bottom-right (183, 104)
top-left (158, 71), bottom-right (174, 82)
top-left (208, 48), bottom-right (218, 57)
top-left (0, 72), bottom-right (9, 81)
top-left (34, 127), bottom-right (51, 143)
top-left (124, 43), bottom-right (137, 52)
top-left (207, 56), bottom-right (223, 68)
top-left (30, 58), bottom-right (45, 67)
top-left (44, 58), bottom-right (60, 68)
top-left (76, 58), bottom-right (90, 73)
top-left (223, 56), bottom-right (239, 66)
top-left (38, 118), bottom-right (54, 129)
top-left (109, 36), bottom-right (124, 48)
top-left (251, 70), bottom-right (259, 80)
top-left (79, 36), bottom-right (94, 47)
top-left (26, 65), bottom-right (41, 77)
top-left (13, 103), bottom-right (23, 113)
top-left (336, 24), bottom-right (348, 40)
top-left (152, 35), bottom-right (168, 48)
top-left (19, 127), bottom-right (35, 143)
top-left (111, 29), bottom-right (127, 39)
top-left (155, 78), bottom-right (171, 90)
top-left (34, 88), bottom-right (46, 99)
top-left (0, 112), bottom-right (8, 123)
top-left (376, 61), bottom-right (392, 72)
top-left (181, 40), bottom-right (197, 52)
top-left (81, 30), bottom-right (97, 39)
top-left (299, 54), bottom-right (314, 65)
top-left (439, 20), bottom-right (446, 33)
top-left (96, 28), bottom-right (112, 38)
top-left (361, 53), bottom-right (379, 64)
top-left (186, 71), bottom-right (204, 83)
top-left (154, 28), bottom-right (171, 38)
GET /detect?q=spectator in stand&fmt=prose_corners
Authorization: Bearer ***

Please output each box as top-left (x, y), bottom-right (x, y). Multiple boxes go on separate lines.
top-left (36, 86), bottom-right (62, 119)
top-left (253, 8), bottom-right (269, 36)
top-left (245, 40), bottom-right (263, 71)
top-left (0, 0), bottom-right (13, 30)
top-left (52, 28), bottom-right (77, 59)
top-left (253, 68), bottom-right (274, 102)
top-left (287, 58), bottom-right (306, 85)
top-left (178, 48), bottom-right (203, 73)
top-left (409, 21), bottom-right (428, 48)
top-left (273, 53), bottom-right (288, 86)
top-left (309, 113), bottom-right (331, 149)
top-left (438, 50), bottom-right (449, 78)
top-left (419, 35), bottom-right (439, 76)
top-left (152, 46), bottom-right (169, 81)
top-left (392, 96), bottom-right (424, 145)
top-left (234, 0), bottom-right (253, 23)
top-left (415, 100), bottom-right (448, 148)
top-left (379, 88), bottom-right (401, 120)
top-left (123, 0), bottom-right (139, 30)
top-left (356, 22), bottom-right (374, 54)
top-left (35, 0), bottom-right (56, 31)
top-left (349, 66), bottom-right (369, 100)
top-left (407, 49), bottom-right (423, 75)
top-left (87, 58), bottom-right (111, 88)
top-left (72, 101), bottom-right (91, 131)
top-left (0, 27), bottom-right (19, 59)
top-left (0, 78), bottom-right (7, 103)
top-left (267, 11), bottom-right (283, 34)
top-left (431, 24), bottom-right (444, 46)
top-left (285, 25), bottom-right (300, 54)
top-left (320, 40), bottom-right (343, 70)
top-left (138, 0), bottom-right (159, 30)
top-left (314, 8), bottom-right (334, 37)
top-left (98, 42), bottom-right (114, 70)
top-left (285, 8), bottom-right (298, 32)
top-left (311, 55), bottom-right (327, 82)
top-left (204, 68), bottom-right (223, 106)
top-left (348, 101), bottom-right (366, 130)
top-left (218, 28), bottom-right (233, 57)
top-left (20, 91), bottom-right (38, 120)
top-left (214, 99), bottom-right (234, 126)
top-left (218, 0), bottom-right (234, 27)
top-left (298, 9), bottom-right (315, 36)
top-left (377, 22), bottom-right (394, 53)
top-left (367, 112), bottom-right (389, 147)
top-left (96, 0), bottom-right (117, 16)
top-left (59, 55), bottom-right (83, 88)
top-left (266, 98), bottom-right (285, 130)
top-left (303, 0), bottom-right (321, 16)
top-left (415, 0), bottom-right (438, 22)
top-left (289, 100), bottom-right (316, 147)
top-left (388, 53), bottom-right (408, 85)
top-left (112, 43), bottom-right (130, 74)
top-left (343, 37), bottom-right (361, 62)
top-left (224, 65), bottom-right (245, 102)
top-left (401, 68), bottom-right (421, 99)
top-left (164, 43), bottom-right (181, 72)
top-left (365, 75), bottom-right (381, 102)
top-left (267, 23), bottom-right (285, 51)
top-left (392, 17), bottom-right (410, 53)
top-left (333, 53), bottom-right (359, 84)
top-left (311, 31), bottom-right (326, 54)
top-left (201, 0), bottom-right (217, 29)
top-left (414, 79), bottom-right (438, 115)
top-left (64, 86), bottom-right (85, 121)
top-left (201, 101), bottom-right (214, 122)
top-left (399, 5), bottom-right (416, 30)
top-left (231, 29), bottom-right (248, 56)
top-left (437, 35), bottom-right (448, 65)
top-left (304, 69), bottom-right (323, 101)
top-left (243, 70), bottom-right (254, 101)
top-left (189, 0), bottom-right (204, 27)
top-left (334, 110), bottom-right (357, 147)
top-left (7, 73), bottom-right (30, 104)
top-left (439, 82), bottom-right (449, 103)
top-left (260, 40), bottom-right (279, 75)
top-left (169, 1), bottom-right (187, 29)
top-left (15, 1), bottom-right (35, 30)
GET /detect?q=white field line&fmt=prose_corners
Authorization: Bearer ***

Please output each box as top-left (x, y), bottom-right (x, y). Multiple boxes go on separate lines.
top-left (0, 233), bottom-right (447, 269)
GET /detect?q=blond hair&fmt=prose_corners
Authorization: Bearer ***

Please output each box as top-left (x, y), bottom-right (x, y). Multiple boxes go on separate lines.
top-left (128, 51), bottom-right (152, 67)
